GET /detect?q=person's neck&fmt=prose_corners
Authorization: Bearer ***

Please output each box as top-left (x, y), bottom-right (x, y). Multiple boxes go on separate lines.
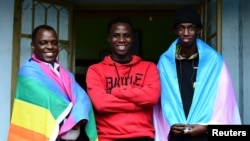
top-left (179, 45), bottom-right (197, 57)
top-left (111, 55), bottom-right (132, 63)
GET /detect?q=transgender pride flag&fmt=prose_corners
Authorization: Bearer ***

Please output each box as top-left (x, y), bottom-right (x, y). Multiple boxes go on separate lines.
top-left (153, 39), bottom-right (241, 141)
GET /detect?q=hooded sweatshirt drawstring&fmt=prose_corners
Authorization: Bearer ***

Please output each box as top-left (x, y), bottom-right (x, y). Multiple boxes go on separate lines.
top-left (113, 62), bottom-right (132, 87)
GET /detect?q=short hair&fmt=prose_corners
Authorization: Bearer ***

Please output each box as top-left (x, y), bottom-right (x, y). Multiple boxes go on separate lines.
top-left (31, 25), bottom-right (57, 43)
top-left (107, 17), bottom-right (134, 34)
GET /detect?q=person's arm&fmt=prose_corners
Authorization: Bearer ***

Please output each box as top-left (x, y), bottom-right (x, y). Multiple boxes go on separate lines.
top-left (86, 66), bottom-right (142, 113)
top-left (111, 62), bottom-right (161, 106)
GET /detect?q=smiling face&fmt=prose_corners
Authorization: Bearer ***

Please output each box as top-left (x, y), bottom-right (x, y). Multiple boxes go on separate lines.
top-left (108, 22), bottom-right (134, 61)
top-left (31, 28), bottom-right (59, 64)
top-left (174, 23), bottom-right (201, 48)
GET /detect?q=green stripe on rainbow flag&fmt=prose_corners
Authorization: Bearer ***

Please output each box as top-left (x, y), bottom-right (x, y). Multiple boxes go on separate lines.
top-left (8, 75), bottom-right (72, 141)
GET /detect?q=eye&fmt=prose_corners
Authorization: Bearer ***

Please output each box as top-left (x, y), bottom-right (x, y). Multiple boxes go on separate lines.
top-left (38, 40), bottom-right (48, 46)
top-left (176, 26), bottom-right (185, 32)
top-left (37, 40), bottom-right (58, 46)
top-left (124, 34), bottom-right (131, 38)
top-left (51, 40), bottom-right (58, 46)
top-left (111, 33), bottom-right (119, 38)
top-left (188, 25), bottom-right (196, 31)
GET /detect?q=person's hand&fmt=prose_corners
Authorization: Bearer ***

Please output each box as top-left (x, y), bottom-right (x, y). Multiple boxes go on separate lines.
top-left (183, 124), bottom-right (207, 136)
top-left (170, 124), bottom-right (187, 135)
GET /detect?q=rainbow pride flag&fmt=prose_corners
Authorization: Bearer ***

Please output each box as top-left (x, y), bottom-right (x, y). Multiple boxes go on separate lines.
top-left (8, 55), bottom-right (98, 141)
top-left (153, 39), bottom-right (241, 141)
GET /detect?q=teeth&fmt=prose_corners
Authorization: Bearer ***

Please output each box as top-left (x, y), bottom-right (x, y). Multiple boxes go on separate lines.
top-left (45, 52), bottom-right (53, 56)
top-left (118, 46), bottom-right (125, 50)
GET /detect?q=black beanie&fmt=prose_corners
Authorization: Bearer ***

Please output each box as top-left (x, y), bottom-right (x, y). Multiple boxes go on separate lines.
top-left (173, 6), bottom-right (203, 28)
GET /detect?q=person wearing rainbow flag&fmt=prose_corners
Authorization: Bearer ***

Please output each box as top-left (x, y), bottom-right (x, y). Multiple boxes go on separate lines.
top-left (153, 6), bottom-right (241, 141)
top-left (8, 25), bottom-right (98, 141)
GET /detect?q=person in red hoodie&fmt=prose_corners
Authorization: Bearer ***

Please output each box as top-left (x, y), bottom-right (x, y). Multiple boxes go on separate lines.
top-left (86, 17), bottom-right (161, 141)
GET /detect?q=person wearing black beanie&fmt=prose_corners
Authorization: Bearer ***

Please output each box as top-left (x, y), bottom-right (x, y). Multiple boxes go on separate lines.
top-left (153, 5), bottom-right (241, 141)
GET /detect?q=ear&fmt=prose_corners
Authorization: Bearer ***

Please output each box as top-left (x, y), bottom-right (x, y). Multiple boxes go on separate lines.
top-left (174, 28), bottom-right (178, 35)
top-left (31, 42), bottom-right (35, 52)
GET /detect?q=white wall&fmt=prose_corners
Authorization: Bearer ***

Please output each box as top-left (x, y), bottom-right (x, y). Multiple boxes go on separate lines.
top-left (0, 0), bottom-right (14, 140)
top-left (239, 0), bottom-right (250, 124)
top-left (222, 0), bottom-right (250, 124)
top-left (221, 0), bottom-right (240, 115)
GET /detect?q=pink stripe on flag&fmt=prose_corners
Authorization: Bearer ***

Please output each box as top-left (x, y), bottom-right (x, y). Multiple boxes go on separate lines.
top-left (210, 63), bottom-right (241, 124)
top-left (153, 101), bottom-right (170, 141)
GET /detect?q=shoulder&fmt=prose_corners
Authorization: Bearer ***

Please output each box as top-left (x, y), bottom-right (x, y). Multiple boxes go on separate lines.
top-left (139, 60), bottom-right (158, 69)
top-left (86, 60), bottom-right (108, 74)
top-left (141, 60), bottom-right (157, 65)
top-left (18, 59), bottom-right (41, 74)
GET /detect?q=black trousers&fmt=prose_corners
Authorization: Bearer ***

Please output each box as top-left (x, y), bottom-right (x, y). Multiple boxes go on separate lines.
top-left (169, 133), bottom-right (208, 141)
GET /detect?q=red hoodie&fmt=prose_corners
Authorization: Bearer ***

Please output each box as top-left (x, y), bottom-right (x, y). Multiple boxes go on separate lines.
top-left (86, 55), bottom-right (161, 141)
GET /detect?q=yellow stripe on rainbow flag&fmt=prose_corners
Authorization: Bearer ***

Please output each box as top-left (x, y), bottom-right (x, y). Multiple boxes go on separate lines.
top-left (10, 99), bottom-right (57, 138)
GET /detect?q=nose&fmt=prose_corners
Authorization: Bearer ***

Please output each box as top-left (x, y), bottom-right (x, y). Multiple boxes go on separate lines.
top-left (118, 35), bottom-right (125, 42)
top-left (47, 42), bottom-right (54, 48)
top-left (183, 28), bottom-right (189, 35)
